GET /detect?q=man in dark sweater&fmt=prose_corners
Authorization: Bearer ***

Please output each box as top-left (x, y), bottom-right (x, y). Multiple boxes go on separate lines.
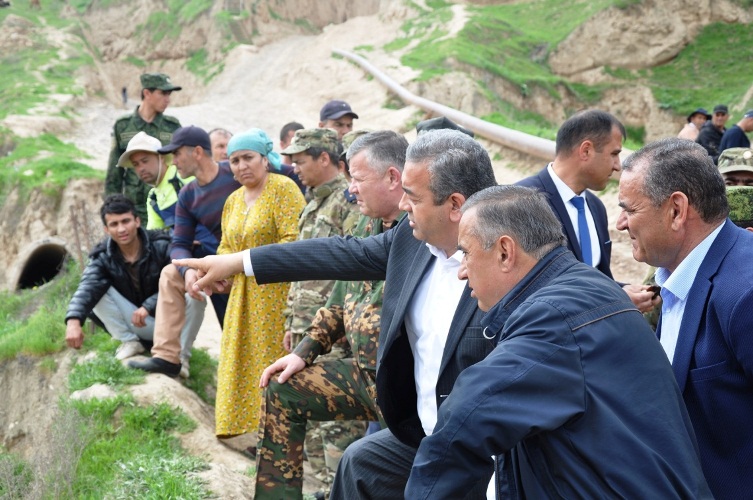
top-left (128, 126), bottom-right (240, 377)
top-left (719, 109), bottom-right (753, 154)
top-left (696, 104), bottom-right (730, 164)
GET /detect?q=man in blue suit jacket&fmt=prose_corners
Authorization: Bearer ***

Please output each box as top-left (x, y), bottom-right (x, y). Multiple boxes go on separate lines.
top-left (518, 110), bottom-right (659, 313)
top-left (405, 185), bottom-right (711, 499)
top-left (617, 137), bottom-right (753, 498)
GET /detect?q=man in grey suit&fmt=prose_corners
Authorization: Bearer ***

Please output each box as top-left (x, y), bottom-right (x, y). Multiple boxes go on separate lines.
top-left (175, 129), bottom-right (498, 499)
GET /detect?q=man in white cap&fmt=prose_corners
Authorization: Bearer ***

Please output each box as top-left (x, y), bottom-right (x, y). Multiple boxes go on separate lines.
top-left (118, 132), bottom-right (217, 258)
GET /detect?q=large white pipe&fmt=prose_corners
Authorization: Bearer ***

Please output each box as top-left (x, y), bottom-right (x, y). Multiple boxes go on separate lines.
top-left (334, 49), bottom-right (556, 161)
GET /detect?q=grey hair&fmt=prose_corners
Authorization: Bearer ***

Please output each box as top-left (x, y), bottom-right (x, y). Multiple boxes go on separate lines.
top-left (462, 185), bottom-right (566, 260)
top-left (208, 128), bottom-right (233, 139)
top-left (623, 138), bottom-right (729, 223)
top-left (347, 130), bottom-right (409, 175)
top-left (406, 129), bottom-right (497, 204)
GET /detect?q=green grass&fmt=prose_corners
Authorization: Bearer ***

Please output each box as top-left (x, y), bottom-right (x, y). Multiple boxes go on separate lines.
top-left (649, 22), bottom-right (753, 114)
top-left (68, 353), bottom-right (147, 391)
top-left (185, 48), bottom-right (225, 84)
top-left (183, 347), bottom-right (218, 405)
top-left (0, 131), bottom-right (102, 203)
top-left (0, 263), bottom-right (81, 361)
top-left (69, 396), bottom-right (207, 498)
top-left (167, 0), bottom-right (213, 23)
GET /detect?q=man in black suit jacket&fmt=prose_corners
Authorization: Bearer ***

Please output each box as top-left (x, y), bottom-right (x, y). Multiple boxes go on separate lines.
top-left (176, 129), bottom-right (498, 499)
top-left (517, 109), bottom-right (659, 313)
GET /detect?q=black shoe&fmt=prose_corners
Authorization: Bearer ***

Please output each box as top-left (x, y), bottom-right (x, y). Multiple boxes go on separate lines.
top-left (128, 357), bottom-right (181, 377)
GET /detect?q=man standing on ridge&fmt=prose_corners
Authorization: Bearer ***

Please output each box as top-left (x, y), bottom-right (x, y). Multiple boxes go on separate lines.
top-left (105, 72), bottom-right (182, 221)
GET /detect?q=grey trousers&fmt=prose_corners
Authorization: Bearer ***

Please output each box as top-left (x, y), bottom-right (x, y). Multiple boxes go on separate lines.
top-left (92, 286), bottom-right (204, 359)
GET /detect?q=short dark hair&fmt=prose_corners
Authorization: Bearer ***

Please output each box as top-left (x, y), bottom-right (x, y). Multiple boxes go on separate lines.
top-left (305, 147), bottom-right (339, 167)
top-left (623, 138), bottom-right (729, 224)
top-left (406, 129), bottom-right (497, 204)
top-left (462, 185), bottom-right (566, 259)
top-left (280, 122), bottom-right (304, 142)
top-left (100, 194), bottom-right (138, 225)
top-left (347, 130), bottom-right (409, 175)
top-left (555, 109), bottom-right (626, 157)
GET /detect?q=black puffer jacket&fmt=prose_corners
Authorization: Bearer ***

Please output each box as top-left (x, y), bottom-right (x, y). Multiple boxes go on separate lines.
top-left (65, 228), bottom-right (171, 324)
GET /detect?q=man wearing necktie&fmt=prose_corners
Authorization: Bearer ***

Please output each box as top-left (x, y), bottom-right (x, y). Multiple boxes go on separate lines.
top-left (517, 109), bottom-right (659, 313)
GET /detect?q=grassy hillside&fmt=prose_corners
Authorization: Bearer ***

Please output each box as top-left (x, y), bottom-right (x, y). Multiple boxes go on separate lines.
top-left (380, 0), bottom-right (753, 143)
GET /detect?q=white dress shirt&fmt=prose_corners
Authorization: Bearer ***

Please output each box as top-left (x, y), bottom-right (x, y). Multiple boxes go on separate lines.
top-left (655, 222), bottom-right (724, 363)
top-left (404, 244), bottom-right (466, 436)
top-left (547, 164), bottom-right (601, 268)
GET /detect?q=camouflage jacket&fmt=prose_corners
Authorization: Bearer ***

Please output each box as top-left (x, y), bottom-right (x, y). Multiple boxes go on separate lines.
top-left (104, 107), bottom-right (181, 221)
top-left (284, 175), bottom-right (359, 334)
top-left (294, 212), bottom-right (407, 373)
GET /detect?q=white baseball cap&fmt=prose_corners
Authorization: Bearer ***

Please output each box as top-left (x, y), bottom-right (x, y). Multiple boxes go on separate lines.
top-left (117, 131), bottom-right (162, 167)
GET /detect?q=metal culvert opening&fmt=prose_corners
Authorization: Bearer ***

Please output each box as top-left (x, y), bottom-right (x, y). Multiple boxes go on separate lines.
top-left (16, 244), bottom-right (69, 290)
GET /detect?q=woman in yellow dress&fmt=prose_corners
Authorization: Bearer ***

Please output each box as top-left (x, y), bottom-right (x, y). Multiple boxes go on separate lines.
top-left (215, 128), bottom-right (306, 438)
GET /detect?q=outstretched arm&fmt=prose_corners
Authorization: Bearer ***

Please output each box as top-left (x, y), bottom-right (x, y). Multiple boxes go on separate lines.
top-left (172, 252), bottom-right (244, 296)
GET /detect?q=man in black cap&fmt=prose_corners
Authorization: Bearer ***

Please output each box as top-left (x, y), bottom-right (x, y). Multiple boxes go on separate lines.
top-left (677, 107), bottom-right (710, 141)
top-left (696, 104), bottom-right (729, 164)
top-left (129, 125), bottom-right (240, 378)
top-left (318, 100), bottom-right (358, 139)
top-left (105, 72), bottom-right (183, 221)
top-left (719, 110), bottom-right (753, 153)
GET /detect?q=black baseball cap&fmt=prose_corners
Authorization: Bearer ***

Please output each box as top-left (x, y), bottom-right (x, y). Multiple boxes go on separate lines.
top-left (416, 116), bottom-right (475, 138)
top-left (320, 100), bottom-right (359, 121)
top-left (713, 104), bottom-right (729, 114)
top-left (157, 126), bottom-right (211, 154)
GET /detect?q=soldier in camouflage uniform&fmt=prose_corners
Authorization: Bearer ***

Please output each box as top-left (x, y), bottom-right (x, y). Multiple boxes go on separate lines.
top-left (105, 72), bottom-right (182, 221)
top-left (275, 128), bottom-right (360, 491)
top-left (255, 131), bottom-right (409, 500)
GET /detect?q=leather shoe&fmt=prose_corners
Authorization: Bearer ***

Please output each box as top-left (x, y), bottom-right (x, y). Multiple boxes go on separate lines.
top-left (128, 357), bottom-right (181, 377)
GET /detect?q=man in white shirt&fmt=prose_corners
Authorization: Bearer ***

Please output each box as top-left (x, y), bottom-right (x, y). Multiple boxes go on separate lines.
top-left (174, 129), bottom-right (498, 499)
top-left (616, 137), bottom-right (753, 498)
top-left (517, 109), bottom-right (659, 313)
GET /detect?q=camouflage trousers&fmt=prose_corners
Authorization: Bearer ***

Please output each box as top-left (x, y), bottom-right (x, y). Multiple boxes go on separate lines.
top-left (254, 356), bottom-right (379, 500)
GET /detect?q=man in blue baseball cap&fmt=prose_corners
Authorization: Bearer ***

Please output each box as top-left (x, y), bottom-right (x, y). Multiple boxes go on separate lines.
top-left (319, 100), bottom-right (359, 139)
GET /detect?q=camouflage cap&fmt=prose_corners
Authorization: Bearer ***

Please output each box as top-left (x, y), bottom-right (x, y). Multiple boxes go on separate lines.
top-left (726, 186), bottom-right (753, 228)
top-left (140, 72), bottom-right (182, 91)
top-left (281, 128), bottom-right (339, 155)
top-left (340, 129), bottom-right (372, 159)
top-left (718, 147), bottom-right (753, 175)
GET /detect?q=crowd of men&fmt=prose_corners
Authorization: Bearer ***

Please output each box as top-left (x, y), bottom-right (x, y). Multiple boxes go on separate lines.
top-left (682, 104), bottom-right (753, 164)
top-left (65, 72), bottom-right (753, 499)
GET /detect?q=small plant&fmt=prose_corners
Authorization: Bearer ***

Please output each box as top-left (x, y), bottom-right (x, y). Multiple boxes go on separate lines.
top-left (68, 353), bottom-right (146, 392)
top-left (182, 347), bottom-right (218, 405)
top-left (109, 454), bottom-right (209, 499)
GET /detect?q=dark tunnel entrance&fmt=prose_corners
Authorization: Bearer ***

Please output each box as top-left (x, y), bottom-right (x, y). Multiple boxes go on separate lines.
top-left (16, 243), bottom-right (69, 290)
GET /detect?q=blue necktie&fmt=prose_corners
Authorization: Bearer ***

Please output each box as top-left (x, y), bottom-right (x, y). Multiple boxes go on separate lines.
top-left (571, 196), bottom-right (592, 266)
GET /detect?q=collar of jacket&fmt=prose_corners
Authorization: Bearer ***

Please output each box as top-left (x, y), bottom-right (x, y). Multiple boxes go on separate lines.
top-left (310, 174), bottom-right (346, 200)
top-left (480, 246), bottom-right (574, 342)
top-left (132, 106), bottom-right (164, 127)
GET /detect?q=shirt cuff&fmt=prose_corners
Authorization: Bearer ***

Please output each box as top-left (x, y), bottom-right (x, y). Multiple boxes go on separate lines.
top-left (243, 250), bottom-right (254, 276)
